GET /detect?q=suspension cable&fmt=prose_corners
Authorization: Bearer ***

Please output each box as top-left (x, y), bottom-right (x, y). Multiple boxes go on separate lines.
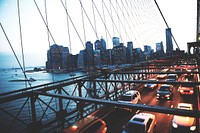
top-left (0, 23), bottom-right (32, 86)
top-left (102, 0), bottom-right (123, 42)
top-left (154, 0), bottom-right (180, 50)
top-left (17, 0), bottom-right (29, 88)
top-left (59, 0), bottom-right (85, 48)
top-left (64, 0), bottom-right (72, 54)
top-left (79, 0), bottom-right (99, 40)
top-left (80, 0), bottom-right (86, 43)
top-left (101, 0), bottom-right (109, 48)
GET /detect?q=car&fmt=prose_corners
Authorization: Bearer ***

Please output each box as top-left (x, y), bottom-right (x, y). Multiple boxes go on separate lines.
top-left (157, 84), bottom-right (173, 100)
top-left (157, 74), bottom-right (167, 79)
top-left (118, 90), bottom-right (141, 104)
top-left (63, 115), bottom-right (107, 133)
top-left (144, 79), bottom-right (158, 89)
top-left (122, 113), bottom-right (156, 133)
top-left (178, 84), bottom-right (194, 95)
top-left (172, 103), bottom-right (196, 132)
top-left (166, 74), bottom-right (178, 82)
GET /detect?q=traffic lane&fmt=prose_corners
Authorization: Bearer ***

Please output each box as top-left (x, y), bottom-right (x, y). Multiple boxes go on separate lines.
top-left (138, 83), bottom-right (181, 133)
top-left (102, 108), bottom-right (137, 133)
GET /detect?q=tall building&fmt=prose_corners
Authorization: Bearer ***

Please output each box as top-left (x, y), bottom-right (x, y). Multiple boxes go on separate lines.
top-left (127, 41), bottom-right (134, 63)
top-left (166, 28), bottom-right (173, 55)
top-left (85, 41), bottom-right (94, 67)
top-left (46, 44), bottom-right (64, 70)
top-left (93, 50), bottom-right (101, 67)
top-left (156, 41), bottom-right (164, 57)
top-left (77, 50), bottom-right (85, 69)
top-left (111, 43), bottom-right (126, 65)
top-left (100, 37), bottom-right (106, 49)
top-left (112, 37), bottom-right (120, 48)
top-left (144, 45), bottom-right (152, 59)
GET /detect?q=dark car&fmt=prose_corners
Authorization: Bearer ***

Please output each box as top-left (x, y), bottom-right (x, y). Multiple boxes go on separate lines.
top-left (157, 84), bottom-right (173, 100)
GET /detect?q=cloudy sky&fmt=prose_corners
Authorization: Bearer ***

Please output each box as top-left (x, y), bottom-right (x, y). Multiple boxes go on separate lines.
top-left (0, 0), bottom-right (197, 67)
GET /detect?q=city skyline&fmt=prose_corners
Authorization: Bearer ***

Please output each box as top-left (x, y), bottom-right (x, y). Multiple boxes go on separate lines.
top-left (0, 0), bottom-right (197, 68)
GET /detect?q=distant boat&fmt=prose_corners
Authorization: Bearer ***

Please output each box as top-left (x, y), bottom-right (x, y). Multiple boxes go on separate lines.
top-left (9, 77), bottom-right (36, 82)
top-left (69, 72), bottom-right (76, 77)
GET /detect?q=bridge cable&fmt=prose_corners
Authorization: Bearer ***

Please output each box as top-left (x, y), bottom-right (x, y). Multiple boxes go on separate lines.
top-left (17, 0), bottom-right (33, 123)
top-left (126, 0), bottom-right (145, 48)
top-left (101, 0), bottom-right (109, 48)
top-left (92, 0), bottom-right (97, 36)
top-left (92, 1), bottom-right (113, 40)
top-left (17, 0), bottom-right (29, 88)
top-left (64, 0), bottom-right (72, 54)
top-left (59, 0), bottom-right (85, 48)
top-left (80, 1), bottom-right (86, 43)
top-left (154, 0), bottom-right (180, 50)
top-left (78, 0), bottom-right (99, 40)
top-left (0, 24), bottom-right (32, 87)
top-left (124, 0), bottom-right (142, 47)
top-left (34, 0), bottom-right (65, 69)
top-left (44, 0), bottom-right (55, 83)
top-left (102, 0), bottom-right (123, 42)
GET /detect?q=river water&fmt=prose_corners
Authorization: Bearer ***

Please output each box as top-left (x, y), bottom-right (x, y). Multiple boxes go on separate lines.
top-left (0, 67), bottom-right (86, 133)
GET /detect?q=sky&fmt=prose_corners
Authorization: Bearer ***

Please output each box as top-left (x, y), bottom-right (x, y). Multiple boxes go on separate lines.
top-left (0, 0), bottom-right (197, 68)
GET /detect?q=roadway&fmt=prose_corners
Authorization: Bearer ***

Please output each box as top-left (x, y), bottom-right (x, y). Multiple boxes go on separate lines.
top-left (92, 73), bottom-right (198, 133)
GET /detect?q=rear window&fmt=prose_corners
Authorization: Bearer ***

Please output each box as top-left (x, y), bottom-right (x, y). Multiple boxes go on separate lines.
top-left (121, 95), bottom-right (132, 101)
top-left (82, 121), bottom-right (103, 133)
top-left (159, 86), bottom-right (170, 91)
top-left (124, 122), bottom-right (145, 133)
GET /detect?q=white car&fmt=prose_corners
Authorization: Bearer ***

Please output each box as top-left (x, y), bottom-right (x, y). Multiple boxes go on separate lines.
top-left (144, 78), bottom-right (158, 89)
top-left (172, 103), bottom-right (196, 132)
top-left (122, 113), bottom-right (156, 133)
top-left (118, 90), bottom-right (141, 104)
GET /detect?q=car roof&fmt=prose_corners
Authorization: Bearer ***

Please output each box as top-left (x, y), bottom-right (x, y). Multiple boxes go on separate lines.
top-left (130, 113), bottom-right (155, 125)
top-left (123, 90), bottom-right (139, 96)
top-left (160, 84), bottom-right (171, 87)
top-left (177, 103), bottom-right (193, 110)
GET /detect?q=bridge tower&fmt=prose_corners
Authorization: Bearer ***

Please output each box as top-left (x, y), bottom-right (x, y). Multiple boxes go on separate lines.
top-left (187, 0), bottom-right (200, 55)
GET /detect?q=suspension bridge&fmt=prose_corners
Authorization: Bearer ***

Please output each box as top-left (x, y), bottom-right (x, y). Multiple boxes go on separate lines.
top-left (0, 0), bottom-right (200, 133)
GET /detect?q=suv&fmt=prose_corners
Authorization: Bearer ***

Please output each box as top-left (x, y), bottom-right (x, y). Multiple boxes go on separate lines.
top-left (172, 103), bottom-right (196, 132)
top-left (157, 84), bottom-right (173, 100)
top-left (122, 113), bottom-right (156, 133)
top-left (63, 115), bottom-right (107, 133)
top-left (118, 90), bottom-right (141, 104)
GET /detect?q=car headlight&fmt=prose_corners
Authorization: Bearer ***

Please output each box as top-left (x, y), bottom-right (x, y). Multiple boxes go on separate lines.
top-left (165, 94), bottom-right (170, 97)
top-left (180, 90), bottom-right (184, 92)
top-left (190, 125), bottom-right (196, 131)
top-left (172, 122), bottom-right (178, 128)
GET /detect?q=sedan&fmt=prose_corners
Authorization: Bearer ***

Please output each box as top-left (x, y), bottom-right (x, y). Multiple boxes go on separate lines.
top-left (172, 103), bottom-right (196, 132)
top-left (144, 78), bottom-right (158, 89)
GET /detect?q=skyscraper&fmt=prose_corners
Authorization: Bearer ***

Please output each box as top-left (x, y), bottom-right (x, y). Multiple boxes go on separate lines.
top-left (112, 37), bottom-right (120, 48)
top-left (166, 28), bottom-right (173, 55)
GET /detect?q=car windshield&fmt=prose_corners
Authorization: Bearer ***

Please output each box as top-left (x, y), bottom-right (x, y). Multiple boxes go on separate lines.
top-left (121, 96), bottom-right (132, 101)
top-left (181, 84), bottom-right (193, 87)
top-left (82, 121), bottom-right (103, 133)
top-left (159, 86), bottom-right (170, 91)
top-left (124, 122), bottom-right (145, 133)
